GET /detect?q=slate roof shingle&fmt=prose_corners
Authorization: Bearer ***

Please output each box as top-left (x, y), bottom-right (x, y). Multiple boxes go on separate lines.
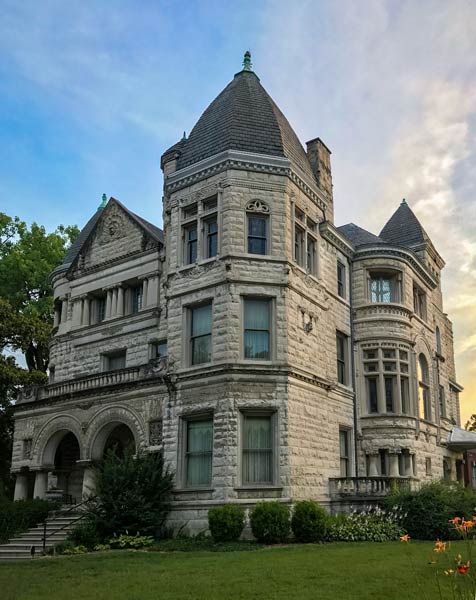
top-left (337, 223), bottom-right (385, 247)
top-left (165, 70), bottom-right (315, 183)
top-left (379, 199), bottom-right (430, 248)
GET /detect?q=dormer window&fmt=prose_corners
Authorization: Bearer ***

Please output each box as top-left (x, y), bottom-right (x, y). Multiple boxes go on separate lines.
top-left (368, 271), bottom-right (401, 303)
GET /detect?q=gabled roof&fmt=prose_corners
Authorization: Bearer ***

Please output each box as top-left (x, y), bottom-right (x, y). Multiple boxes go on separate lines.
top-left (337, 223), bottom-right (385, 247)
top-left (163, 61), bottom-right (315, 183)
top-left (53, 197), bottom-right (163, 276)
top-left (379, 199), bottom-right (430, 248)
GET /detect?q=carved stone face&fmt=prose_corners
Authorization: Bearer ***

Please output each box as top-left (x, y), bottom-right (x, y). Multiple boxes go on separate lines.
top-left (108, 220), bottom-right (120, 237)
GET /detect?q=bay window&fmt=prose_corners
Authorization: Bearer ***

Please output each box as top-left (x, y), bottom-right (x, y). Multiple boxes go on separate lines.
top-left (184, 418), bottom-right (213, 487)
top-left (369, 271), bottom-right (401, 303)
top-left (244, 298), bottom-right (271, 360)
top-left (247, 215), bottom-right (268, 255)
top-left (363, 346), bottom-right (411, 415)
top-left (190, 303), bottom-right (212, 365)
top-left (242, 414), bottom-right (274, 485)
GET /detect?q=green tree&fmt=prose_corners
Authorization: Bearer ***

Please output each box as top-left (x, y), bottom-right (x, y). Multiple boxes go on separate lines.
top-left (465, 415), bottom-right (476, 432)
top-left (0, 213), bottom-right (79, 495)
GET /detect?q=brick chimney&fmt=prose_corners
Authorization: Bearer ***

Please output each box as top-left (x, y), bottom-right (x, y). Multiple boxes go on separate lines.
top-left (306, 137), bottom-right (333, 221)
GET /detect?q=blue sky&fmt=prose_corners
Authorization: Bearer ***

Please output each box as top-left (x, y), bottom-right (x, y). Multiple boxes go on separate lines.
top-left (1, 0), bottom-right (475, 418)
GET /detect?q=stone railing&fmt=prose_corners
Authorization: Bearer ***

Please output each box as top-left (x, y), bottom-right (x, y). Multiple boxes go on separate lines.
top-left (354, 304), bottom-right (413, 322)
top-left (17, 359), bottom-right (171, 404)
top-left (329, 476), bottom-right (415, 499)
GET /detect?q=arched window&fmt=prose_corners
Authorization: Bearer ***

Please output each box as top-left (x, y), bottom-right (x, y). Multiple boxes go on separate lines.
top-left (417, 354), bottom-right (430, 421)
top-left (436, 327), bottom-right (442, 355)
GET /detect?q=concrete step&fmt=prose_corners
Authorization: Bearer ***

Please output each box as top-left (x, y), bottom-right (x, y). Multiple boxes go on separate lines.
top-left (7, 534), bottom-right (70, 545)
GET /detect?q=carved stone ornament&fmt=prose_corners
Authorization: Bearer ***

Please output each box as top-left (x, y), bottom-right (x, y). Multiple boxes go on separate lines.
top-left (149, 420), bottom-right (163, 446)
top-left (23, 439), bottom-right (33, 460)
top-left (246, 199), bottom-right (270, 214)
top-left (100, 208), bottom-right (126, 244)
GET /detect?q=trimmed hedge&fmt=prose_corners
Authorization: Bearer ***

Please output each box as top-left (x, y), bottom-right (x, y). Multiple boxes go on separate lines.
top-left (0, 498), bottom-right (55, 543)
top-left (291, 500), bottom-right (328, 543)
top-left (208, 505), bottom-right (245, 542)
top-left (384, 481), bottom-right (476, 540)
top-left (250, 502), bottom-right (290, 544)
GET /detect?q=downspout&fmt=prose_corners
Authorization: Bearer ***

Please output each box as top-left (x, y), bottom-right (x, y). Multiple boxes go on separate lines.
top-left (349, 258), bottom-right (359, 477)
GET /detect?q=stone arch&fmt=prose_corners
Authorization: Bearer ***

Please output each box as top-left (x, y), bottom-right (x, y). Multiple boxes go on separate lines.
top-left (85, 405), bottom-right (146, 461)
top-left (33, 414), bottom-right (84, 466)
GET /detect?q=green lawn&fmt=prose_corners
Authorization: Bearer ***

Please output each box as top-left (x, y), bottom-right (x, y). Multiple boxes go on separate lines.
top-left (0, 541), bottom-right (463, 600)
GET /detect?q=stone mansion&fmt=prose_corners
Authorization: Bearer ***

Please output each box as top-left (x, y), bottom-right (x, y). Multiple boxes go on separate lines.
top-left (10, 54), bottom-right (474, 530)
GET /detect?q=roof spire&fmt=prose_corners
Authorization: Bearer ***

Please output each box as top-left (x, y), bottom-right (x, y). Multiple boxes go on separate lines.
top-left (401, 198), bottom-right (407, 205)
top-left (242, 50), bottom-right (252, 71)
top-left (182, 131), bottom-right (187, 141)
top-left (98, 193), bottom-right (107, 210)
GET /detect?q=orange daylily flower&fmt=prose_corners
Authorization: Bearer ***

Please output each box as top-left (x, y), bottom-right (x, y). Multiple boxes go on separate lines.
top-left (457, 562), bottom-right (470, 574)
top-left (434, 541), bottom-right (446, 553)
top-left (400, 534), bottom-right (410, 542)
top-left (449, 517), bottom-right (462, 525)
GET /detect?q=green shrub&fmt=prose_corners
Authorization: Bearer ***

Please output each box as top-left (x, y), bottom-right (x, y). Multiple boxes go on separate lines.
top-left (326, 506), bottom-right (404, 542)
top-left (0, 498), bottom-right (56, 543)
top-left (250, 502), bottom-right (290, 544)
top-left (291, 500), bottom-right (328, 543)
top-left (63, 544), bottom-right (88, 555)
top-left (67, 519), bottom-right (101, 550)
top-left (109, 533), bottom-right (154, 549)
top-left (384, 481), bottom-right (476, 540)
top-left (87, 448), bottom-right (174, 540)
top-left (208, 505), bottom-right (245, 542)
top-left (93, 543), bottom-right (111, 552)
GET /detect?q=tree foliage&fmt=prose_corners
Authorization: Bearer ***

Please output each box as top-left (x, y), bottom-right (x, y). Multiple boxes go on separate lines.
top-left (0, 212), bottom-right (79, 495)
top-left (465, 415), bottom-right (476, 432)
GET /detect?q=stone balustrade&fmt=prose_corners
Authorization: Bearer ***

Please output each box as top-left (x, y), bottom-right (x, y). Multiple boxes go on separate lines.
top-left (329, 476), bottom-right (416, 499)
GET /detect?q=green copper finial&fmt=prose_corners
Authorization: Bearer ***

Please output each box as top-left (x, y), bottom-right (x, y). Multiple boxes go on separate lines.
top-left (242, 50), bottom-right (252, 71)
top-left (182, 131), bottom-right (187, 141)
top-left (99, 193), bottom-right (107, 210)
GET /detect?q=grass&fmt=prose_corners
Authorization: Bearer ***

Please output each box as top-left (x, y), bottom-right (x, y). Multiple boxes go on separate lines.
top-left (0, 540), bottom-right (465, 600)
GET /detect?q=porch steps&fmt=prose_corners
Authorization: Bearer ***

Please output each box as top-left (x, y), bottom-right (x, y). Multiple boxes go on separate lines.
top-left (0, 507), bottom-right (84, 561)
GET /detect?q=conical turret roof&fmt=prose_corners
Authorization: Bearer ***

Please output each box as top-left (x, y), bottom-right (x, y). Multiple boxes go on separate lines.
top-left (379, 199), bottom-right (430, 248)
top-left (167, 56), bottom-right (315, 183)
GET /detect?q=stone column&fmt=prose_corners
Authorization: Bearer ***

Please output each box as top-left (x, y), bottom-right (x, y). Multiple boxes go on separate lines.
top-left (82, 297), bottom-right (90, 326)
top-left (142, 278), bottom-right (149, 308)
top-left (389, 452), bottom-right (400, 477)
top-left (378, 373), bottom-right (386, 414)
top-left (105, 289), bottom-right (113, 319)
top-left (112, 288), bottom-right (118, 317)
top-left (53, 306), bottom-right (60, 327)
top-left (13, 473), bottom-right (29, 501)
top-left (368, 453), bottom-right (379, 477)
top-left (72, 299), bottom-right (82, 328)
top-left (116, 286), bottom-right (124, 317)
top-left (81, 466), bottom-right (96, 500)
top-left (404, 452), bottom-right (413, 477)
top-left (33, 470), bottom-right (48, 499)
top-left (60, 297), bottom-right (68, 324)
top-left (146, 276), bottom-right (158, 307)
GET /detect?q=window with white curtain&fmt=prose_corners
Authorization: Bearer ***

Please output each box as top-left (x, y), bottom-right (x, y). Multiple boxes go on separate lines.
top-left (244, 298), bottom-right (271, 360)
top-left (242, 414), bottom-right (274, 485)
top-left (190, 303), bottom-right (212, 365)
top-left (185, 418), bottom-right (213, 487)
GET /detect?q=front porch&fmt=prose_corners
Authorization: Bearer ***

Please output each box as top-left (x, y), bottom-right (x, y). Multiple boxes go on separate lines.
top-left (329, 476), bottom-right (418, 504)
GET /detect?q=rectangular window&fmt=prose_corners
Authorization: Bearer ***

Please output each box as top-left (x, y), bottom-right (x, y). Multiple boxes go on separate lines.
top-left (244, 299), bottom-right (270, 360)
top-left (242, 415), bottom-right (273, 485)
top-left (247, 215), bottom-right (268, 255)
top-left (379, 449), bottom-right (388, 476)
top-left (369, 273), bottom-right (400, 303)
top-left (439, 385), bottom-right (446, 418)
top-left (336, 332), bottom-right (348, 385)
top-left (204, 217), bottom-right (218, 258)
top-left (419, 385), bottom-right (431, 421)
top-left (152, 340), bottom-right (168, 359)
top-left (131, 284), bottom-right (143, 314)
top-left (339, 429), bottom-right (350, 477)
top-left (385, 377), bottom-right (395, 412)
top-left (413, 284), bottom-right (427, 319)
top-left (190, 303), bottom-right (212, 365)
top-left (185, 418), bottom-right (213, 487)
top-left (337, 261), bottom-right (346, 298)
top-left (367, 377), bottom-right (379, 413)
top-left (306, 235), bottom-right (317, 274)
top-left (202, 196), bottom-right (217, 212)
top-left (294, 224), bottom-right (305, 266)
top-left (49, 366), bottom-right (55, 384)
top-left (401, 377), bottom-right (410, 414)
top-left (97, 297), bottom-right (106, 323)
top-left (183, 203), bottom-right (198, 219)
top-left (184, 224), bottom-right (198, 264)
top-left (105, 350), bottom-right (126, 371)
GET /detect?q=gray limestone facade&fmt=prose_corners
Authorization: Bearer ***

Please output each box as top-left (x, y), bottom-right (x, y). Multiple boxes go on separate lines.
top-left (10, 60), bottom-right (468, 532)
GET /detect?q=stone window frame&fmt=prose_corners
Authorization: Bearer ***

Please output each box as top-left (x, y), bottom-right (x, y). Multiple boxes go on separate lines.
top-left (237, 409), bottom-right (279, 489)
top-left (101, 348), bottom-right (127, 372)
top-left (292, 204), bottom-right (319, 277)
top-left (367, 268), bottom-right (403, 304)
top-left (240, 295), bottom-right (276, 362)
top-left (246, 199), bottom-right (270, 256)
top-left (361, 344), bottom-right (412, 416)
top-left (149, 339), bottom-right (168, 360)
top-left (177, 412), bottom-right (214, 490)
top-left (183, 299), bottom-right (214, 368)
top-left (180, 194), bottom-right (220, 266)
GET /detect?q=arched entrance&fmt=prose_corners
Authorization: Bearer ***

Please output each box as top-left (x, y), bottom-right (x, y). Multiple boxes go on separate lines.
top-left (103, 423), bottom-right (135, 458)
top-left (53, 431), bottom-right (82, 502)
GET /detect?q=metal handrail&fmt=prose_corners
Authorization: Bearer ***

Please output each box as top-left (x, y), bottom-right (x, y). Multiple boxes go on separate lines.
top-left (40, 496), bottom-right (97, 554)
